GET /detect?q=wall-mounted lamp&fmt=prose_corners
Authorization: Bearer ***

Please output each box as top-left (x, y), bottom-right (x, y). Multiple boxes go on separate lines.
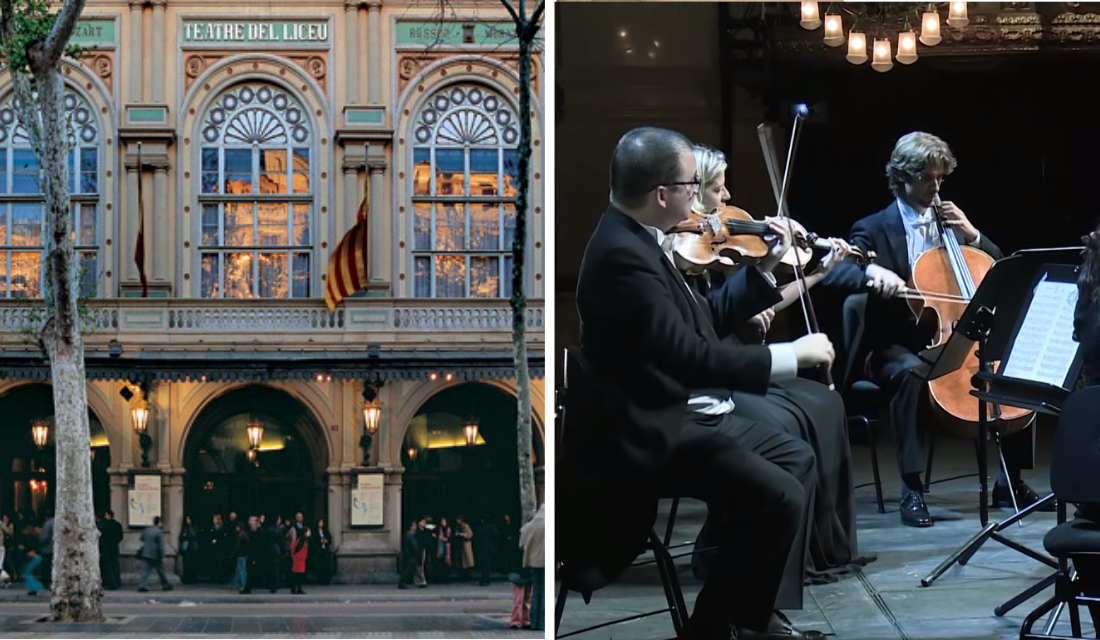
top-left (31, 418), bottom-right (49, 449)
top-left (464, 417), bottom-right (480, 447)
top-left (360, 383), bottom-right (383, 466)
top-left (130, 389), bottom-right (151, 467)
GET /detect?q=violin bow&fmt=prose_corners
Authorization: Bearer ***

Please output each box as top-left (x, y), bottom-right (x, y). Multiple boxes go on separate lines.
top-left (758, 115), bottom-right (834, 389)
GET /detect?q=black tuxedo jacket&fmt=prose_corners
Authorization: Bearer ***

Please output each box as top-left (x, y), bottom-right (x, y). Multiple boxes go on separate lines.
top-left (559, 205), bottom-right (774, 592)
top-left (824, 200), bottom-right (1003, 387)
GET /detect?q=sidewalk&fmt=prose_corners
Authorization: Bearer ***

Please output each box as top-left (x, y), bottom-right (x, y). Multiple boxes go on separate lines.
top-left (0, 582), bottom-right (514, 604)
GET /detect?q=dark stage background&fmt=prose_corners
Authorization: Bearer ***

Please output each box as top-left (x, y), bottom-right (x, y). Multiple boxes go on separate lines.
top-left (556, 2), bottom-right (1100, 379)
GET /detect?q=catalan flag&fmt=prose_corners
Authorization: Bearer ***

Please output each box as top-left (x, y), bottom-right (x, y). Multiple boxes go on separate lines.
top-left (323, 183), bottom-right (370, 311)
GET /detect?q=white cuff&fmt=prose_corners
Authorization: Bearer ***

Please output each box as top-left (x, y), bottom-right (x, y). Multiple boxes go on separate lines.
top-left (970, 231), bottom-right (981, 246)
top-left (768, 343), bottom-right (798, 381)
top-left (759, 267), bottom-right (777, 287)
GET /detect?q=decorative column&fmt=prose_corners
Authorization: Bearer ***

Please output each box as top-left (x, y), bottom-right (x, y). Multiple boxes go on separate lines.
top-left (367, 0), bottom-right (382, 104)
top-left (129, 1), bottom-right (144, 103)
top-left (345, 1), bottom-right (360, 106)
top-left (366, 144), bottom-right (388, 284)
top-left (153, 166), bottom-right (168, 284)
top-left (343, 166), bottom-right (359, 242)
top-left (150, 0), bottom-right (166, 103)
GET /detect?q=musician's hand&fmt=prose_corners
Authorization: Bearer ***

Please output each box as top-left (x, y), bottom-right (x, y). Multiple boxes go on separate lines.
top-left (939, 201), bottom-right (979, 243)
top-left (819, 238), bottom-right (851, 274)
top-left (865, 263), bottom-right (906, 298)
top-left (749, 307), bottom-right (775, 333)
top-left (792, 333), bottom-right (835, 368)
top-left (758, 217), bottom-right (794, 274)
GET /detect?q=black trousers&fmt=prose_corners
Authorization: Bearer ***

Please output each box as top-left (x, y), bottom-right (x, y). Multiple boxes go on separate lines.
top-left (671, 411), bottom-right (814, 635)
top-left (100, 552), bottom-right (121, 589)
top-left (870, 344), bottom-right (1033, 492)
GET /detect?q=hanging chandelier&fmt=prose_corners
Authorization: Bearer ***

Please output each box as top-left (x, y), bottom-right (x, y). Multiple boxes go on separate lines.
top-left (799, 2), bottom-right (969, 72)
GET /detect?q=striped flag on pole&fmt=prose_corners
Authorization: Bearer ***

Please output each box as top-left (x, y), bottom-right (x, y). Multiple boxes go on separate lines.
top-left (323, 180), bottom-right (370, 311)
top-left (135, 141), bottom-right (148, 297)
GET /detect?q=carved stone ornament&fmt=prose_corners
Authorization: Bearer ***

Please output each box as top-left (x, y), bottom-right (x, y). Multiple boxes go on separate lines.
top-left (94, 55), bottom-right (112, 79)
top-left (186, 56), bottom-right (205, 78)
top-left (308, 56), bottom-right (326, 79)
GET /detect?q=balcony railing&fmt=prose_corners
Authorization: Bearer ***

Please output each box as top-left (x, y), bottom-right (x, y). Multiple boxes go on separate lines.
top-left (0, 298), bottom-right (544, 349)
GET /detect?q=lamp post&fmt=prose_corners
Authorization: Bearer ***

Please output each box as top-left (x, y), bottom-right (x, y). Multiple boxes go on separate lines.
top-left (360, 389), bottom-right (381, 466)
top-left (246, 418), bottom-right (264, 467)
top-left (131, 396), bottom-right (151, 467)
top-left (31, 418), bottom-right (48, 449)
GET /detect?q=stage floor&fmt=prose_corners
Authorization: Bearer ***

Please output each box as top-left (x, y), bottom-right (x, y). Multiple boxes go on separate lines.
top-left (555, 425), bottom-right (1080, 640)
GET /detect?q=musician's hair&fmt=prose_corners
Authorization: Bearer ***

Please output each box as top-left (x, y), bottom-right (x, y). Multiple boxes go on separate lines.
top-left (1076, 223), bottom-right (1100, 333)
top-left (691, 145), bottom-right (727, 214)
top-left (885, 132), bottom-right (958, 196)
top-left (610, 127), bottom-right (693, 209)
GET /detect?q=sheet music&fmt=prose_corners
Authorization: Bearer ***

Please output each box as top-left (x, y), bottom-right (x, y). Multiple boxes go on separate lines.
top-left (1001, 274), bottom-right (1080, 387)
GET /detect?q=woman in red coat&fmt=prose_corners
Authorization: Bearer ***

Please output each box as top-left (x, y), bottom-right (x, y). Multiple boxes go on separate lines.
top-left (290, 527), bottom-right (310, 595)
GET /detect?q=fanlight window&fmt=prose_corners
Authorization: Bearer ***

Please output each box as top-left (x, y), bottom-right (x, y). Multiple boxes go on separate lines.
top-left (0, 91), bottom-right (100, 298)
top-left (198, 83), bottom-right (313, 299)
top-left (410, 84), bottom-right (520, 298)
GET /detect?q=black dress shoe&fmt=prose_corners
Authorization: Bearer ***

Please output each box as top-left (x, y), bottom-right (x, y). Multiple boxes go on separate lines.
top-left (900, 490), bottom-right (933, 527)
top-left (993, 481), bottom-right (1056, 512)
top-left (738, 612), bottom-right (826, 640)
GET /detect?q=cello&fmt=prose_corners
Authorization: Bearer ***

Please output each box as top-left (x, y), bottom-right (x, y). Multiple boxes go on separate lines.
top-left (909, 194), bottom-right (1033, 438)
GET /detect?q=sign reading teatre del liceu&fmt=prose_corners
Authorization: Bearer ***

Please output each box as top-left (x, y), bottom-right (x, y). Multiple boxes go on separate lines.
top-left (183, 19), bottom-right (331, 45)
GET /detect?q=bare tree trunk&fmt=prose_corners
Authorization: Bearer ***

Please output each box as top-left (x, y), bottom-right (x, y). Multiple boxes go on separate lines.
top-left (1, 0), bottom-right (101, 621)
top-left (502, 0), bottom-right (543, 526)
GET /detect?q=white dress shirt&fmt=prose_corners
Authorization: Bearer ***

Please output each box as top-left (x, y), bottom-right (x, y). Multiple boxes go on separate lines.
top-left (641, 222), bottom-right (798, 415)
top-left (896, 197), bottom-right (982, 273)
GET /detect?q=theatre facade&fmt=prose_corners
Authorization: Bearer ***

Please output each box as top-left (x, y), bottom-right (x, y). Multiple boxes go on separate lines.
top-left (0, 0), bottom-right (544, 580)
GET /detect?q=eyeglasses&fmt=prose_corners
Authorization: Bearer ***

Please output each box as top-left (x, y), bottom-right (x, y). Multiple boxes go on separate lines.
top-left (649, 175), bottom-right (701, 193)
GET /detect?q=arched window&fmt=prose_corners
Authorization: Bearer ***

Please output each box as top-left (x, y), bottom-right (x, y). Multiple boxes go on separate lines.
top-left (0, 89), bottom-right (101, 298)
top-left (410, 84), bottom-right (520, 298)
top-left (198, 82), bottom-right (313, 298)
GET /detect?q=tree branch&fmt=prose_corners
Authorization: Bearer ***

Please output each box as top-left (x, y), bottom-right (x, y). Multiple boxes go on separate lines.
top-left (499, 0), bottom-right (521, 27)
top-left (524, 1), bottom-right (545, 40)
top-left (39, 0), bottom-right (86, 66)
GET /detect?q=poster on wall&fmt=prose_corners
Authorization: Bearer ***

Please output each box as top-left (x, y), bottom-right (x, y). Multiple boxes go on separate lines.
top-left (128, 475), bottom-right (161, 527)
top-left (351, 473), bottom-right (384, 526)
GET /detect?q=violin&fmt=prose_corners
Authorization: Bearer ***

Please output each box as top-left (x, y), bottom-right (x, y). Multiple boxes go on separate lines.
top-left (666, 205), bottom-right (778, 272)
top-left (908, 195), bottom-right (1033, 439)
top-left (776, 217), bottom-right (870, 269)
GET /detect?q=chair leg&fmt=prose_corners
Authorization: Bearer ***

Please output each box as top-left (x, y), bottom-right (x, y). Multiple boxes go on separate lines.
top-left (651, 530), bottom-right (689, 637)
top-left (864, 416), bottom-right (885, 514)
top-left (665, 496), bottom-right (680, 549)
top-left (555, 580), bottom-right (569, 637)
top-left (924, 428), bottom-right (937, 493)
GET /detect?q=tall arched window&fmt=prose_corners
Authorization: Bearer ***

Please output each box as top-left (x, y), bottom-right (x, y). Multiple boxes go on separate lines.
top-left (0, 89), bottom-right (100, 298)
top-left (410, 84), bottom-right (519, 298)
top-left (198, 82), bottom-right (313, 298)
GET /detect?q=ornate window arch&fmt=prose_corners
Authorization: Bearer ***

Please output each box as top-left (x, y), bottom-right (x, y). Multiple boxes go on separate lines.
top-left (0, 89), bottom-right (101, 298)
top-left (410, 83), bottom-right (520, 298)
top-left (198, 82), bottom-right (313, 298)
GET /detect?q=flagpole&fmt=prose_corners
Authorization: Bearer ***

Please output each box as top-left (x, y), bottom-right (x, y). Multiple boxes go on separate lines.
top-left (136, 141), bottom-right (147, 297)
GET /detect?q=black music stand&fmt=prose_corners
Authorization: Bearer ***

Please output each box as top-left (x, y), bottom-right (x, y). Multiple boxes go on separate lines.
top-left (915, 249), bottom-right (1084, 617)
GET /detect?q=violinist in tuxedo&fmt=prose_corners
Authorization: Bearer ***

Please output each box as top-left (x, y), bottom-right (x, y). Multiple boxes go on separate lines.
top-left (563, 126), bottom-right (830, 640)
top-left (681, 145), bottom-right (872, 601)
top-left (824, 131), bottom-right (1048, 527)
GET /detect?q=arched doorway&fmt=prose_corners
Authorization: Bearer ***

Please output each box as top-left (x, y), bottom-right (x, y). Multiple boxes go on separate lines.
top-left (0, 384), bottom-right (111, 519)
top-left (400, 383), bottom-right (543, 529)
top-left (183, 385), bottom-right (328, 527)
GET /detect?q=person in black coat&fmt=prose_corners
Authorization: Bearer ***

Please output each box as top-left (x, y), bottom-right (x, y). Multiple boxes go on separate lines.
top-left (823, 131), bottom-right (1048, 528)
top-left (398, 519), bottom-right (421, 589)
top-left (96, 510), bottom-right (123, 589)
top-left (561, 126), bottom-right (831, 640)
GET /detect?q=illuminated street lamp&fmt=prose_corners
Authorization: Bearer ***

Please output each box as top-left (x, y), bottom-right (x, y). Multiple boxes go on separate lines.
top-left (464, 418), bottom-right (480, 447)
top-left (31, 418), bottom-right (48, 448)
top-left (246, 419), bottom-right (264, 450)
top-left (131, 395), bottom-right (151, 467)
